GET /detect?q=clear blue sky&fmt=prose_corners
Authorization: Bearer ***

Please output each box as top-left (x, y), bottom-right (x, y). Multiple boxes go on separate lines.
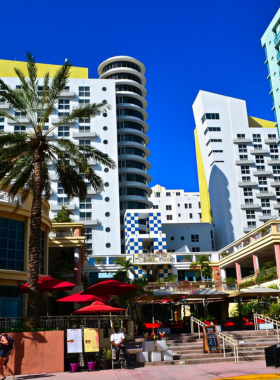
top-left (1, 0), bottom-right (279, 191)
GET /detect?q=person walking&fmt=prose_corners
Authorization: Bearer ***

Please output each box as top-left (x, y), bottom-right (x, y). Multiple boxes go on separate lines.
top-left (110, 325), bottom-right (134, 369)
top-left (0, 334), bottom-right (14, 380)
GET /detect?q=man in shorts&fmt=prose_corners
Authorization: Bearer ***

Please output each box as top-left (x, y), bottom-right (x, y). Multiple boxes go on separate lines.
top-left (0, 334), bottom-right (14, 380)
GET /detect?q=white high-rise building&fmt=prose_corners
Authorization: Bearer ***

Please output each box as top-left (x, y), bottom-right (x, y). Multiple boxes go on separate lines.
top-left (261, 7), bottom-right (280, 131)
top-left (98, 57), bottom-right (152, 253)
top-left (193, 90), bottom-right (278, 250)
top-left (0, 60), bottom-right (121, 264)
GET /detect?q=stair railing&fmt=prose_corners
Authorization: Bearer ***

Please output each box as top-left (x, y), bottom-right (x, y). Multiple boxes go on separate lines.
top-left (190, 317), bottom-right (239, 363)
top-left (254, 313), bottom-right (280, 341)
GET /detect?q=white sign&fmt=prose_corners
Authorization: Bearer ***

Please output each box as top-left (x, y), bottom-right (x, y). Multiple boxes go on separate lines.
top-left (67, 329), bottom-right (83, 353)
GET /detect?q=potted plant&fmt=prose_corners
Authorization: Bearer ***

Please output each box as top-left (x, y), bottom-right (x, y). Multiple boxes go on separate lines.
top-left (99, 347), bottom-right (112, 370)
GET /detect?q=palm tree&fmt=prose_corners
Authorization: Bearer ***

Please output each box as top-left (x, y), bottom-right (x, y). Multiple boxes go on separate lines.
top-left (0, 53), bottom-right (116, 327)
top-left (51, 205), bottom-right (74, 223)
top-left (190, 255), bottom-right (212, 282)
top-left (113, 257), bottom-right (143, 283)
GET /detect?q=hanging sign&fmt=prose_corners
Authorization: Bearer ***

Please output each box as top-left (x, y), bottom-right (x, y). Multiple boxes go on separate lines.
top-left (67, 329), bottom-right (83, 353)
top-left (203, 326), bottom-right (221, 353)
top-left (84, 328), bottom-right (99, 352)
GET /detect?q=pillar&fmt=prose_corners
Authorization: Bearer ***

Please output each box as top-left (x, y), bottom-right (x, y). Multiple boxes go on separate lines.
top-left (220, 268), bottom-right (226, 281)
top-left (74, 247), bottom-right (82, 285)
top-left (252, 254), bottom-right (259, 277)
top-left (235, 262), bottom-right (241, 284)
top-left (274, 244), bottom-right (280, 280)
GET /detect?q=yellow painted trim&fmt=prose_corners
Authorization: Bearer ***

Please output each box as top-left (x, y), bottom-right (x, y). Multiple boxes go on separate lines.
top-left (49, 236), bottom-right (85, 248)
top-left (248, 116), bottom-right (276, 128)
top-left (214, 374), bottom-right (280, 380)
top-left (194, 128), bottom-right (212, 223)
top-left (0, 59), bottom-right (88, 79)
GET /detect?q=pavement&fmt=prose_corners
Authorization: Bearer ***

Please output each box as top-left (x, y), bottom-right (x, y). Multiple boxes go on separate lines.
top-left (9, 361), bottom-right (280, 380)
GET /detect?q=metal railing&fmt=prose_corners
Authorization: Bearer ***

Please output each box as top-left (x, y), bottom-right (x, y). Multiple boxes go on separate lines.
top-left (0, 190), bottom-right (21, 205)
top-left (190, 317), bottom-right (239, 363)
top-left (254, 314), bottom-right (280, 341)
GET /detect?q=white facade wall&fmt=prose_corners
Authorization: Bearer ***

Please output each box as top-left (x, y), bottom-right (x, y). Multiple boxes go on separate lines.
top-left (0, 77), bottom-right (121, 263)
top-left (193, 91), bottom-right (279, 250)
top-left (150, 185), bottom-right (201, 223)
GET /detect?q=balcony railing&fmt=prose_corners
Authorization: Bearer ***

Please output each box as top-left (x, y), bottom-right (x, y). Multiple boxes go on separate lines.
top-left (0, 190), bottom-right (21, 205)
top-left (134, 252), bottom-right (170, 264)
top-left (274, 32), bottom-right (280, 46)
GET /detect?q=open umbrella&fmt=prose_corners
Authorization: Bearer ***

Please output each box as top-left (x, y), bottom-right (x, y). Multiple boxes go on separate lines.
top-left (228, 286), bottom-right (280, 299)
top-left (82, 279), bottom-right (139, 296)
top-left (73, 301), bottom-right (126, 314)
top-left (19, 276), bottom-right (76, 293)
top-left (56, 292), bottom-right (109, 303)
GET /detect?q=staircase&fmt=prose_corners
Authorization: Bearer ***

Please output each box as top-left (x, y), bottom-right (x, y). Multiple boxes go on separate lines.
top-left (127, 330), bottom-right (279, 366)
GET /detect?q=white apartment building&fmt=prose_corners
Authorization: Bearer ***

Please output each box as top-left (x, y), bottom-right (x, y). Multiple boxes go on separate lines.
top-left (150, 184), bottom-right (201, 223)
top-left (193, 90), bottom-right (279, 250)
top-left (261, 7), bottom-right (280, 131)
top-left (0, 62), bottom-right (121, 267)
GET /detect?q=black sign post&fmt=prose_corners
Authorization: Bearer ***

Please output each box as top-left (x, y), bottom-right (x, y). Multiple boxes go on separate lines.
top-left (203, 326), bottom-right (221, 354)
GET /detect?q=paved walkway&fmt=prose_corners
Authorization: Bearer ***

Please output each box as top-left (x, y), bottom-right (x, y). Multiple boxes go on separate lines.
top-left (10, 361), bottom-right (280, 380)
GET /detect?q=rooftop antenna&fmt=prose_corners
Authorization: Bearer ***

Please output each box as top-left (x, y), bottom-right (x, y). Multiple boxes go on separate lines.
top-left (65, 58), bottom-right (68, 62)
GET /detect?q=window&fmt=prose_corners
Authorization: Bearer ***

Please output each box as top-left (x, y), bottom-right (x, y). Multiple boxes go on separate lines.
top-left (178, 204), bottom-right (180, 207)
top-left (80, 198), bottom-right (92, 209)
top-left (198, 213), bottom-right (202, 218)
top-left (199, 202), bottom-right (201, 208)
top-left (237, 134), bottom-right (245, 139)
top-left (105, 227), bottom-right (110, 232)
top-left (208, 150), bottom-right (223, 156)
top-left (257, 165), bottom-right (265, 171)
top-left (246, 210), bottom-right (255, 219)
top-left (103, 126), bottom-right (108, 131)
top-left (263, 210), bottom-right (271, 216)
top-left (79, 86), bottom-right (90, 97)
top-left (189, 213), bottom-right (193, 219)
top-left (242, 176), bottom-right (251, 182)
top-left (192, 247), bottom-right (200, 252)
top-left (153, 205), bottom-right (159, 209)
top-left (248, 221), bottom-right (256, 228)
top-left (245, 198), bottom-right (254, 205)
top-left (239, 155), bottom-right (248, 160)
top-left (79, 99), bottom-right (90, 105)
top-left (167, 215), bottom-right (172, 220)
top-left (170, 237), bottom-right (174, 241)
top-left (191, 234), bottom-right (199, 242)
top-left (204, 127), bottom-right (221, 135)
top-left (206, 139), bottom-right (222, 145)
top-left (256, 155), bottom-right (264, 164)
top-left (185, 203), bottom-right (192, 209)
top-left (79, 125), bottom-right (90, 133)
top-left (261, 199), bottom-right (270, 207)
top-left (275, 176), bottom-right (280, 182)
top-left (84, 227), bottom-right (92, 240)
top-left (176, 192), bottom-right (180, 195)
top-left (270, 145), bottom-right (279, 153)
top-left (166, 205), bottom-right (172, 210)
top-left (156, 192), bottom-right (160, 197)
top-left (273, 166), bottom-right (280, 174)
top-left (253, 144), bottom-right (262, 150)
top-left (80, 212), bottom-right (91, 220)
top-left (271, 155), bottom-right (279, 161)
top-left (57, 197), bottom-right (69, 206)
top-left (276, 188), bottom-right (280, 196)
top-left (0, 217), bottom-right (24, 271)
top-left (166, 192), bottom-right (171, 196)
top-left (103, 140), bottom-right (108, 144)
top-left (79, 117), bottom-right (90, 123)
top-left (14, 125), bottom-right (26, 133)
top-left (106, 243), bottom-right (111, 248)
top-left (180, 236), bottom-right (184, 240)
top-left (201, 113), bottom-right (220, 124)
top-left (178, 213), bottom-right (181, 217)
top-left (244, 188), bottom-right (253, 196)
top-left (259, 177), bottom-right (267, 185)
top-left (58, 99), bottom-right (70, 110)
top-left (253, 134), bottom-right (261, 142)
top-left (58, 126), bottom-right (70, 137)
top-left (15, 111), bottom-right (26, 118)
top-left (259, 187), bottom-right (268, 193)
top-left (268, 134), bottom-right (277, 139)
top-left (239, 145), bottom-right (247, 153)
top-left (58, 112), bottom-right (69, 118)
top-left (241, 166), bottom-right (250, 174)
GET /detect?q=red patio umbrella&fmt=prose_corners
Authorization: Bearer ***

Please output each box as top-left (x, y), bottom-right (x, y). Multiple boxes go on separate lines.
top-left (82, 279), bottom-right (139, 296)
top-left (19, 276), bottom-right (76, 293)
top-left (73, 301), bottom-right (126, 314)
top-left (56, 292), bottom-right (110, 303)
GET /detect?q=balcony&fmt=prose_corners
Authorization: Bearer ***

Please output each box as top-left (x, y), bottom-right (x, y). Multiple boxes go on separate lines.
top-left (79, 217), bottom-right (98, 225)
top-left (265, 137), bottom-right (278, 144)
top-left (87, 189), bottom-right (97, 195)
top-left (134, 252), bottom-right (171, 264)
top-left (277, 51), bottom-right (280, 65)
top-left (255, 191), bottom-right (275, 199)
top-left (250, 148), bottom-right (269, 155)
top-left (72, 131), bottom-right (96, 138)
top-left (51, 117), bottom-right (75, 124)
top-left (267, 159), bottom-right (280, 165)
top-left (243, 227), bottom-right (255, 233)
top-left (274, 32), bottom-right (280, 48)
top-left (259, 214), bottom-right (278, 222)
top-left (59, 90), bottom-right (75, 98)
top-left (274, 203), bottom-right (280, 210)
top-left (238, 181), bottom-right (257, 188)
top-left (0, 102), bottom-right (10, 109)
top-left (240, 203), bottom-right (259, 210)
top-left (270, 181), bottom-right (280, 187)
top-left (7, 117), bottom-right (29, 124)
top-left (50, 203), bottom-right (76, 211)
top-left (233, 138), bottom-right (251, 144)
top-left (235, 159), bottom-right (254, 165)
top-left (253, 170), bottom-right (272, 176)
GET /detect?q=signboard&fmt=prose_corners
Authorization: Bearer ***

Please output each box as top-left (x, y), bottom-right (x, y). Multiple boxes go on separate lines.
top-left (67, 329), bottom-right (83, 353)
top-left (203, 326), bottom-right (221, 354)
top-left (84, 328), bottom-right (99, 352)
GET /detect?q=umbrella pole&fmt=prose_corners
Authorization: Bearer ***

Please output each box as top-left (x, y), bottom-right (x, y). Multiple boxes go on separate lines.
top-left (45, 292), bottom-right (49, 317)
top-left (152, 300), bottom-right (155, 334)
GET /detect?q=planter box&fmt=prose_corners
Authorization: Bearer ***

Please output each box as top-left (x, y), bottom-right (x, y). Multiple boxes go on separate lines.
top-left (136, 351), bottom-right (149, 363)
top-left (8, 331), bottom-right (65, 375)
top-left (149, 351), bottom-right (161, 362)
top-left (155, 340), bottom-right (167, 351)
top-left (161, 350), bottom-right (173, 361)
top-left (143, 341), bottom-right (155, 352)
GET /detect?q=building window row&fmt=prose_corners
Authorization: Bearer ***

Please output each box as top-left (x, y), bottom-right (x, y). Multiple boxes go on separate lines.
top-left (208, 150), bottom-right (223, 156)
top-left (204, 127), bottom-right (221, 135)
top-left (103, 60), bottom-right (141, 74)
top-left (201, 113), bottom-right (220, 124)
top-left (206, 139), bottom-right (222, 146)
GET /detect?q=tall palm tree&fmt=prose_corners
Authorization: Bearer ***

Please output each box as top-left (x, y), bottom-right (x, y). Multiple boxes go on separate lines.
top-left (51, 205), bottom-right (74, 223)
top-left (190, 255), bottom-right (212, 282)
top-left (0, 53), bottom-right (116, 327)
top-left (113, 257), bottom-right (143, 283)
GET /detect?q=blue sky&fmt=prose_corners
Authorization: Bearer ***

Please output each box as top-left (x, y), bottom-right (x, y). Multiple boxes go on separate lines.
top-left (1, 0), bottom-right (280, 191)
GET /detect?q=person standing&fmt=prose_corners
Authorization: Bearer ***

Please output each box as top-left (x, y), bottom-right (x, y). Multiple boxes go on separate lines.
top-left (110, 325), bottom-right (134, 370)
top-left (0, 334), bottom-right (14, 380)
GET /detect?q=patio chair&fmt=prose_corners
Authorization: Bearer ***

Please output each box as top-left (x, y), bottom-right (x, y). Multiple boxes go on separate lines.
top-left (243, 317), bottom-right (255, 330)
top-left (170, 320), bottom-right (186, 334)
top-left (222, 320), bottom-right (236, 331)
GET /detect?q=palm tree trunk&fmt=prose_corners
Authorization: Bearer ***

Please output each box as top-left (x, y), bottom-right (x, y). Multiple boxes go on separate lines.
top-left (27, 151), bottom-right (43, 328)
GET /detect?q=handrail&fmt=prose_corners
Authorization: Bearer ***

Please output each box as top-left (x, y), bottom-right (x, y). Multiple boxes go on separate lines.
top-left (254, 314), bottom-right (280, 341)
top-left (190, 317), bottom-right (239, 363)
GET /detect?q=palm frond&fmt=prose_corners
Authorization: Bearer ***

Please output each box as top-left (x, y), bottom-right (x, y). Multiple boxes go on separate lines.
top-left (26, 52), bottom-right (38, 94)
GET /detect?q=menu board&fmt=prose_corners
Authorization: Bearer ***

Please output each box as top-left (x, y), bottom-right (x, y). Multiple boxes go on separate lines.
top-left (67, 329), bottom-right (83, 353)
top-left (84, 328), bottom-right (99, 352)
top-left (203, 326), bottom-right (221, 353)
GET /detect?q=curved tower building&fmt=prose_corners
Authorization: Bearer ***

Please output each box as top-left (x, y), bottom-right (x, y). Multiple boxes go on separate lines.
top-left (98, 56), bottom-right (152, 252)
